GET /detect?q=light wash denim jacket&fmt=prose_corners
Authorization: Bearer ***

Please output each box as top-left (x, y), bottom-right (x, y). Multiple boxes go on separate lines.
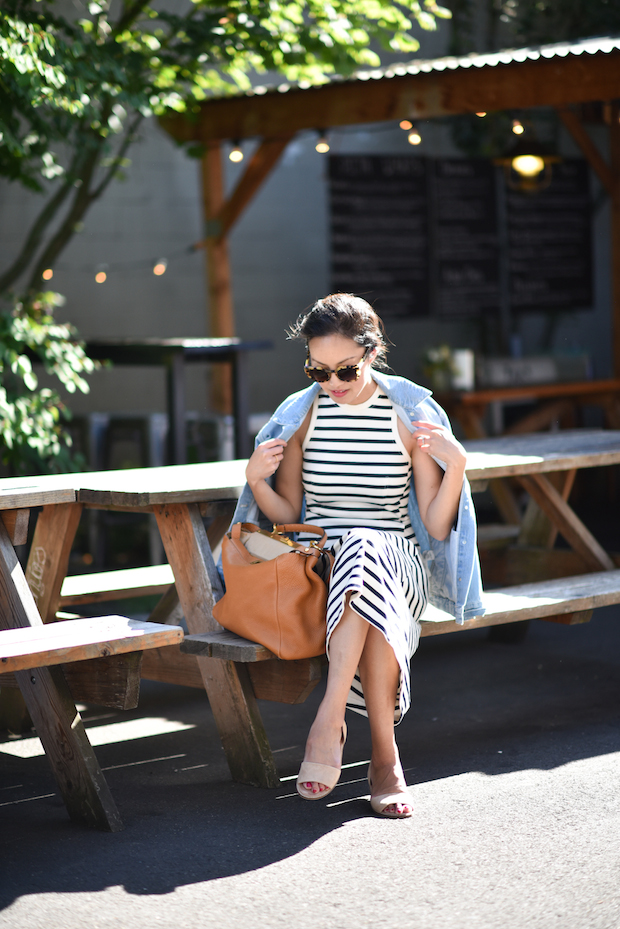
top-left (228, 371), bottom-right (485, 624)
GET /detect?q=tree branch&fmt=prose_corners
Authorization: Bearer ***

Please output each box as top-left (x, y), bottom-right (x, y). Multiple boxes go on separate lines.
top-left (0, 147), bottom-right (85, 294)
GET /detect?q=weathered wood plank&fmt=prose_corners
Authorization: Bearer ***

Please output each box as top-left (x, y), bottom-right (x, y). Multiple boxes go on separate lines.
top-left (465, 430), bottom-right (620, 481)
top-left (1, 654), bottom-right (144, 710)
top-left (60, 564), bottom-right (175, 606)
top-left (248, 658), bottom-right (323, 704)
top-left (0, 509), bottom-right (30, 546)
top-left (153, 502), bottom-right (279, 788)
top-left (518, 473), bottom-right (616, 571)
top-left (140, 644), bottom-right (204, 688)
top-left (420, 569), bottom-right (620, 635)
top-left (26, 503), bottom-right (83, 622)
top-left (77, 460), bottom-right (246, 507)
top-left (0, 519), bottom-right (122, 831)
top-left (0, 616), bottom-right (183, 673)
top-left (181, 630), bottom-right (275, 662)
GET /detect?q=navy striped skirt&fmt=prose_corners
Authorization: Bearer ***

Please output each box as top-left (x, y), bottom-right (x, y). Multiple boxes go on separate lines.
top-left (325, 528), bottom-right (428, 724)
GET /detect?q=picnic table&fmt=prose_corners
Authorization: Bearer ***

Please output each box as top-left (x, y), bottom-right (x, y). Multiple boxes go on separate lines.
top-left (2, 429), bottom-right (620, 817)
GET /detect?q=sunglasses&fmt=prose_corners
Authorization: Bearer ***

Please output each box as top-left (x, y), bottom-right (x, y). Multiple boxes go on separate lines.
top-left (304, 349), bottom-right (369, 383)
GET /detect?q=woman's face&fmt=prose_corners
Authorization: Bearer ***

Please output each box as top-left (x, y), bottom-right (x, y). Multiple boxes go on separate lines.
top-left (306, 334), bottom-right (377, 405)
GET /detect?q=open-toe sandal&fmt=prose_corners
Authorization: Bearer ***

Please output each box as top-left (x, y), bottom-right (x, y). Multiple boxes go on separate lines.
top-left (296, 722), bottom-right (347, 800)
top-left (368, 764), bottom-right (414, 819)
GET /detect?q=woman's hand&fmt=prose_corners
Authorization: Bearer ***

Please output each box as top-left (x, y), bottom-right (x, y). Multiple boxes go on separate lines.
top-left (246, 438), bottom-right (288, 487)
top-left (411, 420), bottom-right (467, 474)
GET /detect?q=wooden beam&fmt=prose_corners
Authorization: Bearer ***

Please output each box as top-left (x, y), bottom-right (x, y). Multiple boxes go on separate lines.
top-left (0, 509), bottom-right (30, 546)
top-left (153, 503), bottom-right (280, 787)
top-left (518, 473), bottom-right (615, 572)
top-left (557, 107), bottom-right (614, 195)
top-left (200, 143), bottom-right (234, 413)
top-left (161, 50), bottom-right (620, 144)
top-left (25, 503), bottom-right (83, 622)
top-left (214, 136), bottom-right (294, 242)
top-left (611, 102), bottom-right (620, 378)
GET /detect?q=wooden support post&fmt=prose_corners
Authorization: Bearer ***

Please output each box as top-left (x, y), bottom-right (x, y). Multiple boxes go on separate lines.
top-left (518, 473), bottom-right (615, 572)
top-left (0, 519), bottom-right (122, 831)
top-left (153, 503), bottom-right (280, 787)
top-left (610, 102), bottom-right (620, 378)
top-left (25, 503), bottom-right (83, 623)
top-left (201, 143), bottom-right (235, 414)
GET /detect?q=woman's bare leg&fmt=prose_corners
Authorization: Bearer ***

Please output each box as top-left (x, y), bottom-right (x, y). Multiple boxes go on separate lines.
top-left (301, 602), bottom-right (411, 816)
top-left (358, 626), bottom-right (412, 816)
top-left (299, 599), bottom-right (368, 795)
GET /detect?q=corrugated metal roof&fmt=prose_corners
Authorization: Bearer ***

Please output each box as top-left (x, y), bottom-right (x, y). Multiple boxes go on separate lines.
top-left (244, 35), bottom-right (620, 98)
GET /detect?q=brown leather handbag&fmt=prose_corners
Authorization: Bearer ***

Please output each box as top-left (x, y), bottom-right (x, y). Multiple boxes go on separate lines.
top-left (212, 522), bottom-right (332, 660)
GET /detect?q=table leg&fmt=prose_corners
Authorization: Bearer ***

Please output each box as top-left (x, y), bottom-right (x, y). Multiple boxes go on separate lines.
top-left (518, 473), bottom-right (615, 572)
top-left (153, 503), bottom-right (280, 787)
top-left (25, 503), bottom-right (83, 622)
top-left (231, 350), bottom-right (251, 458)
top-left (166, 351), bottom-right (187, 465)
top-left (0, 520), bottom-right (123, 831)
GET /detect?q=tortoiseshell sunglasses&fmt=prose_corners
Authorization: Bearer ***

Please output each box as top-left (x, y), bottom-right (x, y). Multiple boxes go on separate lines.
top-left (304, 349), bottom-right (370, 383)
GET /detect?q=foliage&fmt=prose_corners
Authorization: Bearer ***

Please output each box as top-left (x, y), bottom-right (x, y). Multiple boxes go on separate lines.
top-left (0, 0), bottom-right (451, 295)
top-left (0, 291), bottom-right (97, 475)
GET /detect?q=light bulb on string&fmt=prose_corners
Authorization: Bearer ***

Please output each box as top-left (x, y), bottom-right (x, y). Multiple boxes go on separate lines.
top-left (42, 268), bottom-right (54, 281)
top-left (475, 111), bottom-right (487, 118)
top-left (399, 119), bottom-right (413, 131)
top-left (153, 259), bottom-right (167, 276)
top-left (315, 130), bottom-right (330, 154)
top-left (407, 125), bottom-right (422, 146)
top-left (512, 119), bottom-right (524, 135)
top-left (229, 141), bottom-right (244, 163)
top-left (95, 263), bottom-right (108, 284)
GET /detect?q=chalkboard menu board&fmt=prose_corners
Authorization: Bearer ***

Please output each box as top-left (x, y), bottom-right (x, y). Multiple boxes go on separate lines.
top-left (433, 159), bottom-right (500, 318)
top-left (329, 156), bottom-right (429, 318)
top-left (328, 155), bottom-right (592, 320)
top-left (506, 160), bottom-right (592, 312)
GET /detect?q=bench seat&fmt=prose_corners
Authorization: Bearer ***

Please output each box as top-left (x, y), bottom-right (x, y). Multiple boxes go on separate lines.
top-left (181, 569), bottom-right (620, 661)
top-left (0, 615), bottom-right (184, 674)
top-left (59, 564), bottom-right (175, 606)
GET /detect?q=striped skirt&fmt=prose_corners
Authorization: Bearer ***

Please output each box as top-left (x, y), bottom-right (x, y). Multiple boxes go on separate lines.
top-left (325, 528), bottom-right (429, 724)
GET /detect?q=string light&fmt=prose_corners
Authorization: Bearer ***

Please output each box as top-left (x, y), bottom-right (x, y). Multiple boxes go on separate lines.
top-left (95, 263), bottom-right (108, 283)
top-left (153, 259), bottom-right (167, 276)
top-left (229, 141), bottom-right (244, 163)
top-left (512, 118), bottom-right (525, 135)
top-left (475, 111), bottom-right (487, 117)
top-left (315, 130), bottom-right (330, 153)
top-left (407, 126), bottom-right (422, 146)
top-left (42, 268), bottom-right (54, 281)
top-left (399, 119), bottom-right (413, 130)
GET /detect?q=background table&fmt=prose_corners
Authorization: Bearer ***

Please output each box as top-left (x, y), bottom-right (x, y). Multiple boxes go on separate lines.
top-left (85, 337), bottom-right (273, 463)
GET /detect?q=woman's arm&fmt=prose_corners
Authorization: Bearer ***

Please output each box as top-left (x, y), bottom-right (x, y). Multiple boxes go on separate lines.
top-left (244, 410), bottom-right (310, 524)
top-left (410, 420), bottom-right (467, 541)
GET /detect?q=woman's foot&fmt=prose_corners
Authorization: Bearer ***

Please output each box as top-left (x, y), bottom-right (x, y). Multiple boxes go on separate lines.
top-left (296, 720), bottom-right (347, 800)
top-left (368, 760), bottom-right (413, 818)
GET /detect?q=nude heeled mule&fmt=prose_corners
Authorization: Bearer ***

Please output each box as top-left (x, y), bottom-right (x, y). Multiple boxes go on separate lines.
top-left (368, 765), bottom-right (414, 819)
top-left (296, 723), bottom-right (347, 800)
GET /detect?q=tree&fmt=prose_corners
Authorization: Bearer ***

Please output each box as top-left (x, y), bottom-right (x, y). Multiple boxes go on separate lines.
top-left (0, 0), bottom-right (451, 296)
top-left (0, 0), bottom-right (451, 473)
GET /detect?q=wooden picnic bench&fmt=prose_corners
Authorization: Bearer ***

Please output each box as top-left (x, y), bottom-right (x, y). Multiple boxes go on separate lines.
top-left (0, 485), bottom-right (184, 832)
top-left (2, 429), bottom-right (620, 801)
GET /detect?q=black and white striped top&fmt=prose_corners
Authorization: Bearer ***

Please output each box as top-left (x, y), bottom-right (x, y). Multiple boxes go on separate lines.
top-left (300, 385), bottom-right (416, 547)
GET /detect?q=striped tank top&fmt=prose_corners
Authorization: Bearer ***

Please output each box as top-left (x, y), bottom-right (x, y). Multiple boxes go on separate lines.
top-left (300, 384), bottom-right (416, 547)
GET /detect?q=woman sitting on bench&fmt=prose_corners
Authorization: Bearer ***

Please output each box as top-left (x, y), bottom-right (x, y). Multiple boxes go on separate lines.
top-left (244, 294), bottom-right (483, 818)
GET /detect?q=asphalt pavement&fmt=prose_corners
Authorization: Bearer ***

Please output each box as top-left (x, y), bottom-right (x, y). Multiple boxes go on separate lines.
top-left (1, 604), bottom-right (619, 929)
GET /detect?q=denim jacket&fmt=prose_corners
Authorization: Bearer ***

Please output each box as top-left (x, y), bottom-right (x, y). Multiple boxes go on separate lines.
top-left (228, 371), bottom-right (485, 624)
